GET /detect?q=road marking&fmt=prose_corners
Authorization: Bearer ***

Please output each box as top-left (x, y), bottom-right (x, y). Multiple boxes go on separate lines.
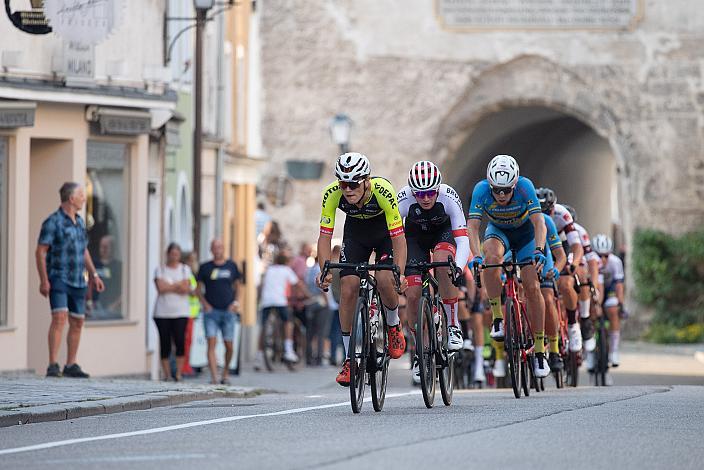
top-left (0, 391), bottom-right (420, 456)
top-left (305, 395), bottom-right (323, 398)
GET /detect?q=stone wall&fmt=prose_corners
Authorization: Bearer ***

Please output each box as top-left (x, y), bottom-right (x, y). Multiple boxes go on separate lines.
top-left (258, 0), bottom-right (704, 247)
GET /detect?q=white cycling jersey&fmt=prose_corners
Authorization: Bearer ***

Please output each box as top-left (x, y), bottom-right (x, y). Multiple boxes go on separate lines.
top-left (575, 222), bottom-right (600, 264)
top-left (598, 253), bottom-right (625, 308)
top-left (552, 203), bottom-right (581, 247)
top-left (397, 183), bottom-right (470, 269)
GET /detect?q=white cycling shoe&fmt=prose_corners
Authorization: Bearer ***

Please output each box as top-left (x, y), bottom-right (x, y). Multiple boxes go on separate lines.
top-left (493, 358), bottom-right (506, 378)
top-left (490, 319), bottom-right (505, 341)
top-left (473, 364), bottom-right (486, 384)
top-left (448, 326), bottom-right (463, 351)
top-left (585, 351), bottom-right (596, 372)
top-left (533, 353), bottom-right (551, 378)
top-left (411, 357), bottom-right (421, 385)
top-left (463, 339), bottom-right (474, 351)
top-left (609, 350), bottom-right (620, 367)
top-left (583, 336), bottom-right (597, 352)
top-left (568, 324), bottom-right (583, 352)
top-left (283, 350), bottom-right (299, 363)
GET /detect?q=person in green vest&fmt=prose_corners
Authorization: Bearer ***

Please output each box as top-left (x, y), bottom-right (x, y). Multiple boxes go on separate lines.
top-left (182, 251), bottom-right (201, 376)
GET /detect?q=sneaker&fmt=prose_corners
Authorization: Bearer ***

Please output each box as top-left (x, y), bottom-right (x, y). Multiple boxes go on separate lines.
top-left (62, 363), bottom-right (89, 378)
top-left (46, 363), bottom-right (61, 377)
top-left (585, 351), bottom-right (596, 372)
top-left (411, 356), bottom-right (421, 386)
top-left (489, 318), bottom-right (505, 341)
top-left (609, 350), bottom-right (620, 367)
top-left (463, 339), bottom-right (474, 351)
top-left (336, 359), bottom-right (351, 387)
top-left (283, 349), bottom-right (299, 363)
top-left (548, 353), bottom-right (564, 371)
top-left (447, 325), bottom-right (463, 351)
top-left (493, 358), bottom-right (506, 378)
top-left (533, 353), bottom-right (551, 378)
top-left (472, 364), bottom-right (486, 384)
top-left (387, 325), bottom-right (406, 359)
top-left (568, 324), bottom-right (582, 352)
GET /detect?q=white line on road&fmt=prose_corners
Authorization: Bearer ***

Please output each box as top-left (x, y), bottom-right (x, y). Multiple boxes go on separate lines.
top-left (0, 391), bottom-right (420, 456)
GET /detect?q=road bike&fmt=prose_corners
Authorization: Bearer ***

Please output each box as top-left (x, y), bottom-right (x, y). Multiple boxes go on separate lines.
top-left (406, 256), bottom-right (458, 408)
top-left (320, 261), bottom-right (400, 413)
top-left (475, 254), bottom-right (535, 399)
top-left (261, 308), bottom-right (306, 372)
top-left (588, 283), bottom-right (609, 386)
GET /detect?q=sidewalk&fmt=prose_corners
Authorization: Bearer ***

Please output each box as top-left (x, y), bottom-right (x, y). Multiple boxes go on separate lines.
top-left (0, 375), bottom-right (258, 428)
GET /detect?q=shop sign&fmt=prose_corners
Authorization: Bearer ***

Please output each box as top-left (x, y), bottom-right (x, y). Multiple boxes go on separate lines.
top-left (44, 0), bottom-right (123, 45)
top-left (0, 101), bottom-right (36, 128)
top-left (4, 0), bottom-right (52, 35)
top-left (63, 40), bottom-right (95, 85)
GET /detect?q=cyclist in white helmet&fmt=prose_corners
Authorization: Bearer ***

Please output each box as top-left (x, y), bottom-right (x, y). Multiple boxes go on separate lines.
top-left (592, 234), bottom-right (625, 368)
top-left (397, 161), bottom-right (473, 384)
top-left (467, 155), bottom-right (551, 379)
top-left (317, 152), bottom-right (408, 387)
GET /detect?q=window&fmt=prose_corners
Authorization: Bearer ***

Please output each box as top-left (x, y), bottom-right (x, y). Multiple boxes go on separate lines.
top-left (85, 141), bottom-right (128, 320)
top-left (0, 137), bottom-right (7, 325)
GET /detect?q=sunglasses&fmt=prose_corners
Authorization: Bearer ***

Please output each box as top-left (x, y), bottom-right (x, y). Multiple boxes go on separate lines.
top-left (412, 189), bottom-right (438, 199)
top-left (599, 253), bottom-right (610, 259)
top-left (338, 180), bottom-right (362, 190)
top-left (491, 186), bottom-right (514, 195)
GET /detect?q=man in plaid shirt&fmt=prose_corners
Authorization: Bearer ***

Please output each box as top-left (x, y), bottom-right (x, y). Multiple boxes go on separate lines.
top-left (36, 182), bottom-right (104, 378)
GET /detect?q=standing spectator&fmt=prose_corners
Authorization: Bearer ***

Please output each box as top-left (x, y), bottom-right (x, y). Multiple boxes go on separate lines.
top-left (153, 243), bottom-right (192, 381)
top-left (305, 256), bottom-right (331, 365)
top-left (182, 251), bottom-right (201, 376)
top-left (328, 245), bottom-right (342, 365)
top-left (289, 243), bottom-right (312, 343)
top-left (255, 253), bottom-right (302, 369)
top-left (197, 239), bottom-right (242, 385)
top-left (36, 182), bottom-right (105, 378)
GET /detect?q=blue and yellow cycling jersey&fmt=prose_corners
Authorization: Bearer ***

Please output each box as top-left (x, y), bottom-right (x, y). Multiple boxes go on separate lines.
top-left (544, 213), bottom-right (561, 252)
top-left (467, 176), bottom-right (542, 229)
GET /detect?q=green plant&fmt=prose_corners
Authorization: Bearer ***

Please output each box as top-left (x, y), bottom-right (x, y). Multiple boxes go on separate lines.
top-left (633, 227), bottom-right (704, 343)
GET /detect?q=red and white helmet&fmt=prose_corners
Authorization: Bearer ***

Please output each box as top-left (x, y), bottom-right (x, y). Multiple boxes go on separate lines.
top-left (408, 161), bottom-right (442, 192)
top-left (487, 154), bottom-right (519, 188)
top-left (334, 152), bottom-right (370, 182)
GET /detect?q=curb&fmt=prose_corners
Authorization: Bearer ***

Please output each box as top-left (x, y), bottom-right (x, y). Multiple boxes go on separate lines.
top-left (0, 388), bottom-right (260, 428)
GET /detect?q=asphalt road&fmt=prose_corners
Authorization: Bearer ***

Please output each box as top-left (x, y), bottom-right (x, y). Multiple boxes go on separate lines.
top-left (0, 358), bottom-right (702, 470)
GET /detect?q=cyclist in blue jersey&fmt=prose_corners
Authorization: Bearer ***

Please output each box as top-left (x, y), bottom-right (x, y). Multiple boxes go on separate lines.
top-left (467, 155), bottom-right (550, 378)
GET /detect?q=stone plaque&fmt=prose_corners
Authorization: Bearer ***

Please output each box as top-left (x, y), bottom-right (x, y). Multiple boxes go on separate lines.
top-left (0, 101), bottom-right (36, 128)
top-left (437, 0), bottom-right (642, 30)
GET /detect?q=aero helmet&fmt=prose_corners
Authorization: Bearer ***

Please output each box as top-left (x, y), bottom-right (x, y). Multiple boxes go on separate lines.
top-left (487, 154), bottom-right (519, 188)
top-left (592, 234), bottom-right (614, 255)
top-left (335, 152), bottom-right (370, 182)
top-left (408, 161), bottom-right (442, 192)
top-left (536, 187), bottom-right (557, 213)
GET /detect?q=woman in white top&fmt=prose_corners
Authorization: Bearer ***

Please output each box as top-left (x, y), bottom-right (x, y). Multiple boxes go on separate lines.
top-left (154, 243), bottom-right (193, 381)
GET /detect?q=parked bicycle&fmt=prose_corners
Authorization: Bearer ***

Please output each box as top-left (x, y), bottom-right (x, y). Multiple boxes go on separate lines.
top-left (320, 261), bottom-right (400, 413)
top-left (261, 309), bottom-right (306, 372)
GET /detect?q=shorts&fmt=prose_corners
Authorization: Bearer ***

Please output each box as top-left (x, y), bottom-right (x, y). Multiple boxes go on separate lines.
top-left (484, 221), bottom-right (535, 264)
top-left (203, 309), bottom-right (236, 341)
top-left (49, 277), bottom-right (87, 317)
top-left (261, 306), bottom-right (291, 324)
top-left (602, 283), bottom-right (621, 308)
top-left (405, 225), bottom-right (456, 277)
top-left (340, 216), bottom-right (394, 278)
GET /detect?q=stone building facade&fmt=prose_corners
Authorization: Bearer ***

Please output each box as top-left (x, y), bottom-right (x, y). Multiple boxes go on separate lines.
top-left (257, 0), bottom-right (704, 257)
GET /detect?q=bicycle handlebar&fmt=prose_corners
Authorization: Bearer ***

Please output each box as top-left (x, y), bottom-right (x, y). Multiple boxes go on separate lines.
top-left (319, 261), bottom-right (401, 293)
top-left (473, 260), bottom-right (536, 289)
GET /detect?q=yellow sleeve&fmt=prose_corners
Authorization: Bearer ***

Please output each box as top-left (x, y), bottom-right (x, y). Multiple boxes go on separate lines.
top-left (372, 178), bottom-right (404, 238)
top-left (319, 181), bottom-right (341, 235)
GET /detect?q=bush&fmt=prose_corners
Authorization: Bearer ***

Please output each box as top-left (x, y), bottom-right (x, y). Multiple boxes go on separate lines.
top-left (633, 228), bottom-right (704, 343)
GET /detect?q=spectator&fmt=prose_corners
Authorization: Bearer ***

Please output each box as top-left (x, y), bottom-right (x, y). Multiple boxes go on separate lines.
top-left (91, 235), bottom-right (122, 319)
top-left (255, 201), bottom-right (272, 243)
top-left (182, 251), bottom-right (201, 376)
top-left (289, 242), bottom-right (312, 338)
top-left (328, 245), bottom-right (342, 365)
top-left (153, 243), bottom-right (193, 381)
top-left (36, 182), bottom-right (105, 378)
top-left (197, 239), bottom-right (242, 385)
top-left (305, 256), bottom-right (331, 365)
top-left (255, 253), bottom-right (302, 369)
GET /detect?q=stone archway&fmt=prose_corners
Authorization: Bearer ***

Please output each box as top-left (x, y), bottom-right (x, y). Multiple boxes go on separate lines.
top-left (433, 55), bottom-right (637, 249)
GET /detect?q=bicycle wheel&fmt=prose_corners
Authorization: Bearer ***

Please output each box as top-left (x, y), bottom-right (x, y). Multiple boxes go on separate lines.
top-left (437, 300), bottom-right (454, 406)
top-left (416, 295), bottom-right (436, 408)
top-left (370, 292), bottom-right (389, 412)
top-left (519, 304), bottom-right (532, 396)
top-left (349, 295), bottom-right (369, 413)
top-left (595, 319), bottom-right (609, 386)
top-left (262, 312), bottom-right (280, 372)
top-left (566, 351), bottom-right (579, 387)
top-left (504, 298), bottom-right (522, 399)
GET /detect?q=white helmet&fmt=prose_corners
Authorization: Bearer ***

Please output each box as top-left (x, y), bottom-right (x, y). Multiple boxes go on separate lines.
top-left (592, 234), bottom-right (613, 255)
top-left (335, 152), bottom-right (370, 182)
top-left (408, 161), bottom-right (442, 192)
top-left (487, 154), bottom-right (519, 188)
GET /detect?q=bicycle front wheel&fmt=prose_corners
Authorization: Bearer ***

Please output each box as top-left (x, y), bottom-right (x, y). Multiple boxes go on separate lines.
top-left (505, 298), bottom-right (522, 399)
top-left (595, 319), bottom-right (609, 386)
top-left (370, 292), bottom-right (389, 412)
top-left (416, 295), bottom-right (436, 408)
top-left (437, 300), bottom-right (454, 406)
top-left (349, 295), bottom-right (369, 413)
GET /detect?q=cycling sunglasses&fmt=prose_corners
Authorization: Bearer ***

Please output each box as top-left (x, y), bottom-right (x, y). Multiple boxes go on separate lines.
top-left (338, 180), bottom-right (362, 190)
top-left (412, 189), bottom-right (438, 199)
top-left (491, 185), bottom-right (514, 195)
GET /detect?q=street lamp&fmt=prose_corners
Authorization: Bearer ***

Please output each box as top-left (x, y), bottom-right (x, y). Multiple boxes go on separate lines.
top-left (192, 0), bottom-right (214, 255)
top-left (330, 114), bottom-right (353, 155)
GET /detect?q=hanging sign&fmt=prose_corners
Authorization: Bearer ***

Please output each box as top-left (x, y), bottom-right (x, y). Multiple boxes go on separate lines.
top-left (4, 0), bottom-right (52, 34)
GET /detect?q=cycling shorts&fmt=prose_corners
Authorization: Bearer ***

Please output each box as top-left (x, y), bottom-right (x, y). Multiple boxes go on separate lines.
top-left (339, 215), bottom-right (393, 278)
top-left (484, 221), bottom-right (535, 263)
top-left (405, 224), bottom-right (456, 277)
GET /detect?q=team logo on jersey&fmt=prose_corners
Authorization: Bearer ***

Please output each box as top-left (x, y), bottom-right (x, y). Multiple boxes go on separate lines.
top-left (322, 185), bottom-right (338, 206)
top-left (415, 208), bottom-right (421, 215)
top-left (374, 182), bottom-right (397, 209)
top-left (320, 216), bottom-right (331, 225)
top-left (563, 213), bottom-right (571, 221)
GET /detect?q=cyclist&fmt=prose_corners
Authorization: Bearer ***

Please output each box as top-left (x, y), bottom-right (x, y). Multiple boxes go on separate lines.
top-left (464, 266), bottom-right (488, 384)
top-left (317, 152), bottom-right (408, 386)
top-left (563, 204), bottom-right (600, 348)
top-left (467, 155), bottom-right (551, 378)
top-left (397, 161), bottom-right (470, 384)
top-left (592, 234), bottom-right (625, 367)
top-left (536, 188), bottom-right (588, 353)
